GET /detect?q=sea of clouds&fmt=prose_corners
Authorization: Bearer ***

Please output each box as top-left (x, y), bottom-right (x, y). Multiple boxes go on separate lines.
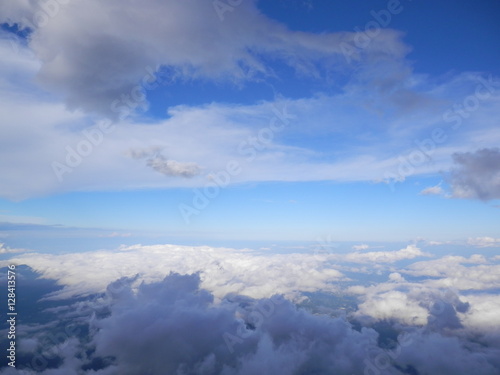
top-left (1, 242), bottom-right (500, 374)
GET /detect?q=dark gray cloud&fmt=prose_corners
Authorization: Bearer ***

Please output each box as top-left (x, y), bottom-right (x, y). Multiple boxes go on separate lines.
top-left (426, 290), bottom-right (470, 331)
top-left (0, 0), bottom-right (408, 117)
top-left (129, 147), bottom-right (202, 178)
top-left (90, 273), bottom-right (372, 374)
top-left (145, 156), bottom-right (202, 178)
top-left (446, 148), bottom-right (500, 200)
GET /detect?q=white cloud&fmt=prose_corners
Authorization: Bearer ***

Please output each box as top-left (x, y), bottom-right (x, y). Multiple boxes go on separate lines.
top-left (0, 242), bottom-right (27, 254)
top-left (461, 294), bottom-right (500, 345)
top-left (468, 237), bottom-right (500, 248)
top-left (352, 243), bottom-right (369, 251)
top-left (389, 272), bottom-right (405, 282)
top-left (401, 255), bottom-right (500, 291)
top-left (0, 243), bottom-right (439, 301)
top-left (419, 184), bottom-right (444, 196)
top-left (355, 288), bottom-right (429, 325)
top-left (343, 244), bottom-right (431, 263)
top-left (0, 244), bottom-right (343, 300)
top-left (351, 243), bottom-right (385, 251)
top-left (424, 240), bottom-right (453, 246)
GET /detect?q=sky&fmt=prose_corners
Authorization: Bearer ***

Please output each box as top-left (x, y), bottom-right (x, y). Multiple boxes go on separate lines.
top-left (1, 1), bottom-right (500, 374)
top-left (0, 0), bottom-right (499, 249)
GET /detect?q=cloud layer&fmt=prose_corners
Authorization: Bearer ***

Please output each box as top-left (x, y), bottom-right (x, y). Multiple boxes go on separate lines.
top-left (2, 266), bottom-right (499, 374)
top-left (2, 243), bottom-right (500, 373)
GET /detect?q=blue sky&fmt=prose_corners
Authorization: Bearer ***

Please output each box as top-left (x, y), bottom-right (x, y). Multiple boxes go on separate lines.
top-left (0, 0), bottom-right (499, 251)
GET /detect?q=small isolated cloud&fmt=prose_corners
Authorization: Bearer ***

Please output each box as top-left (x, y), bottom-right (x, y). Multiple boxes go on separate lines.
top-left (352, 244), bottom-right (369, 251)
top-left (351, 244), bottom-right (384, 251)
top-left (0, 242), bottom-right (26, 254)
top-left (468, 237), bottom-right (500, 248)
top-left (389, 272), bottom-right (406, 282)
top-left (147, 157), bottom-right (202, 178)
top-left (446, 148), bottom-right (500, 201)
top-left (419, 184), bottom-right (444, 196)
top-left (129, 147), bottom-right (202, 178)
top-left (424, 240), bottom-right (452, 246)
top-left (344, 244), bottom-right (431, 263)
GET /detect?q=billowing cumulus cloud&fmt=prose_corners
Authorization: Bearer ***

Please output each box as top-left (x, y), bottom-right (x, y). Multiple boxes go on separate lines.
top-left (446, 148), bottom-right (500, 201)
top-left (2, 271), bottom-right (500, 374)
top-left (87, 274), bottom-right (379, 375)
top-left (2, 244), bottom-right (500, 373)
